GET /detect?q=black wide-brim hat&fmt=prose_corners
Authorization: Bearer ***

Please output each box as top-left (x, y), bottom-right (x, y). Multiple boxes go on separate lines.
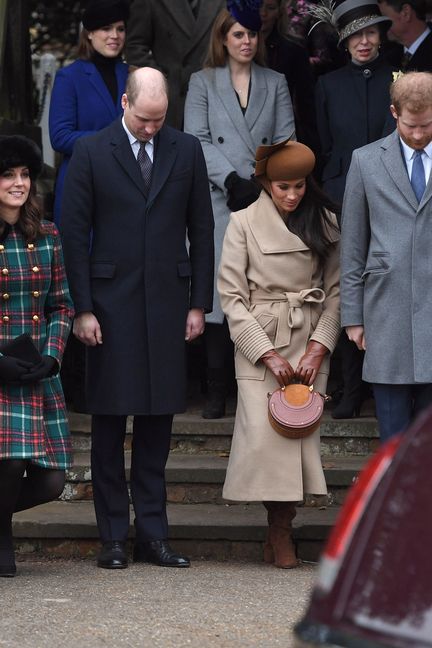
top-left (82, 0), bottom-right (129, 31)
top-left (0, 136), bottom-right (42, 180)
top-left (333, 0), bottom-right (391, 44)
top-left (227, 0), bottom-right (262, 31)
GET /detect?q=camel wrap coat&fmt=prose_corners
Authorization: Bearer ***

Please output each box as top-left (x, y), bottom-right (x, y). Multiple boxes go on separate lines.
top-left (218, 191), bottom-right (340, 501)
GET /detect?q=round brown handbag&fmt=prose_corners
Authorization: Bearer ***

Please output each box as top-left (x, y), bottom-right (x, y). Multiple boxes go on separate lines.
top-left (267, 383), bottom-right (326, 439)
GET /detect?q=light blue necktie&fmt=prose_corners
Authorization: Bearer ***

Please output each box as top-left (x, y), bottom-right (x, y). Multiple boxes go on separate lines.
top-left (411, 149), bottom-right (426, 202)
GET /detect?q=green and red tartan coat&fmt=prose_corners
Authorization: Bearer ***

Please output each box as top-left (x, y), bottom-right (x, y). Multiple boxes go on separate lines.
top-left (0, 221), bottom-right (74, 468)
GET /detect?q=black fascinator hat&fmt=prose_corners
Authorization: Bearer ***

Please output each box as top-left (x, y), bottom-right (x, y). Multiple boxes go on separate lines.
top-left (0, 136), bottom-right (42, 181)
top-left (82, 0), bottom-right (129, 31)
top-left (226, 0), bottom-right (262, 31)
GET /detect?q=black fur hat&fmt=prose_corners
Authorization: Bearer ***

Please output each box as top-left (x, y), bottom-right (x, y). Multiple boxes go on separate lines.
top-left (82, 0), bottom-right (129, 31)
top-left (0, 136), bottom-right (42, 180)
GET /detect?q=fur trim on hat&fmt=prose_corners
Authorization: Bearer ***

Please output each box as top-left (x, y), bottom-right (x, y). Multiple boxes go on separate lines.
top-left (0, 136), bottom-right (42, 180)
top-left (82, 0), bottom-right (129, 31)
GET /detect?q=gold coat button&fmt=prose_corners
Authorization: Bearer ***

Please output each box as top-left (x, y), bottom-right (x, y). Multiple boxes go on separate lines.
top-left (2, 268), bottom-right (8, 275)
top-left (27, 243), bottom-right (35, 250)
top-left (32, 266), bottom-right (39, 273)
top-left (33, 291), bottom-right (40, 298)
top-left (32, 315), bottom-right (39, 322)
top-left (0, 245), bottom-right (4, 251)
top-left (2, 316), bottom-right (9, 323)
top-left (2, 293), bottom-right (10, 300)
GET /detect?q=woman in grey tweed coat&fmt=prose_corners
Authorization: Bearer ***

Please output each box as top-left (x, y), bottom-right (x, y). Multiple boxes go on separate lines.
top-left (184, 4), bottom-right (295, 418)
top-left (0, 136), bottom-right (74, 577)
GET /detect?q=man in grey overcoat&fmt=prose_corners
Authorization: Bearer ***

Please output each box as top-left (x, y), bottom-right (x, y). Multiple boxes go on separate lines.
top-left (341, 71), bottom-right (432, 441)
top-left (124, 0), bottom-right (225, 128)
top-left (61, 68), bottom-right (214, 569)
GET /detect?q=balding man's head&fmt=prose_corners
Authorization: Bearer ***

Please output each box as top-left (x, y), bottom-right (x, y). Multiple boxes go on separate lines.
top-left (125, 68), bottom-right (169, 106)
top-left (122, 68), bottom-right (169, 142)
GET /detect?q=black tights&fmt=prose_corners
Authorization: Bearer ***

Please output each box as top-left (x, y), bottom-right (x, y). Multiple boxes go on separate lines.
top-left (205, 321), bottom-right (233, 370)
top-left (0, 460), bottom-right (65, 554)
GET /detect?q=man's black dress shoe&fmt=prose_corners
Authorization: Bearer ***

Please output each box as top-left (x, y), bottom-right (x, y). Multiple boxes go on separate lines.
top-left (133, 540), bottom-right (190, 567)
top-left (97, 541), bottom-right (128, 569)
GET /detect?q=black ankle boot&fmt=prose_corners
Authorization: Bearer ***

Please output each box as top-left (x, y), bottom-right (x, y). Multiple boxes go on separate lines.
top-left (331, 392), bottom-right (364, 419)
top-left (0, 540), bottom-right (16, 578)
top-left (202, 369), bottom-right (226, 419)
top-left (332, 333), bottom-right (365, 419)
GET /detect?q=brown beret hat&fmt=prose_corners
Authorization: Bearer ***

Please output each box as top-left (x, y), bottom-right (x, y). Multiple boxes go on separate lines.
top-left (255, 139), bottom-right (315, 180)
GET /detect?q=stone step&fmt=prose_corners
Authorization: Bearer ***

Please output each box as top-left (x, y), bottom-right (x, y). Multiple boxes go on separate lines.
top-left (12, 500), bottom-right (339, 563)
top-left (69, 410), bottom-right (379, 456)
top-left (63, 453), bottom-right (366, 506)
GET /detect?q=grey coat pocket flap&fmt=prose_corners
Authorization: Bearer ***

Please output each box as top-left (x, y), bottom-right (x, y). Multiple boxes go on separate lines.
top-left (177, 261), bottom-right (192, 277)
top-left (90, 263), bottom-right (116, 278)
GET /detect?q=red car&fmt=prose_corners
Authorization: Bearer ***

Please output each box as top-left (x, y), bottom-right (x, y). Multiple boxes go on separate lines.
top-left (294, 407), bottom-right (432, 648)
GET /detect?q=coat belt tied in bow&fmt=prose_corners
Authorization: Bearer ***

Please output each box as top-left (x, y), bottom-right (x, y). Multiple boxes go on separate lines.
top-left (250, 288), bottom-right (326, 348)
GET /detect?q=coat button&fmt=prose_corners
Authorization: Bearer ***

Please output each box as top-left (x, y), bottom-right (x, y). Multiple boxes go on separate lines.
top-left (33, 291), bottom-right (40, 298)
top-left (32, 266), bottom-right (39, 273)
top-left (27, 243), bottom-right (35, 250)
top-left (32, 315), bottom-right (39, 322)
top-left (2, 293), bottom-right (9, 300)
top-left (262, 137), bottom-right (268, 144)
top-left (2, 268), bottom-right (8, 275)
top-left (0, 245), bottom-right (4, 251)
top-left (217, 136), bottom-right (224, 144)
top-left (2, 315), bottom-right (9, 323)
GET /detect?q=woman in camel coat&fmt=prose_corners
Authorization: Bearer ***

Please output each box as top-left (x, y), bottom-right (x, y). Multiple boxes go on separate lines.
top-left (218, 140), bottom-right (340, 568)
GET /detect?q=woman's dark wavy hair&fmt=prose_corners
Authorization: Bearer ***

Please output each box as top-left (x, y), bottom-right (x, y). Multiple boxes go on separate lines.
top-left (0, 182), bottom-right (45, 243)
top-left (283, 175), bottom-right (340, 267)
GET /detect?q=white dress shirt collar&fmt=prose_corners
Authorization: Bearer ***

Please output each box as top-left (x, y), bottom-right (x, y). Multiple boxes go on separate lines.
top-left (121, 117), bottom-right (154, 161)
top-left (399, 137), bottom-right (432, 184)
top-left (405, 27), bottom-right (431, 55)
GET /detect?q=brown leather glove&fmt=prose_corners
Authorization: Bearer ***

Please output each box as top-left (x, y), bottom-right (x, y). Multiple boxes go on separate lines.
top-left (261, 349), bottom-right (294, 388)
top-left (295, 341), bottom-right (329, 386)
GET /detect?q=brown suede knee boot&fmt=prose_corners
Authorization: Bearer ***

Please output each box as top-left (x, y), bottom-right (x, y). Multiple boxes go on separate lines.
top-left (263, 501), bottom-right (299, 569)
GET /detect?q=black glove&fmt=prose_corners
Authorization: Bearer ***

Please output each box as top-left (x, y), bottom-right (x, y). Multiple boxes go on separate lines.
top-left (225, 172), bottom-right (261, 211)
top-left (0, 356), bottom-right (34, 383)
top-left (20, 355), bottom-right (59, 383)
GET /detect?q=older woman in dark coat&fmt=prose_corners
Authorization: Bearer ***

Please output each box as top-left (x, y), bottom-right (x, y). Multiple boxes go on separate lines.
top-left (313, 0), bottom-right (396, 419)
top-left (315, 0), bottom-right (396, 205)
top-left (0, 136), bottom-right (74, 577)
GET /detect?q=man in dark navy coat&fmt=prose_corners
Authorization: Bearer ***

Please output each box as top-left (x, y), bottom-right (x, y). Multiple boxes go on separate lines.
top-left (61, 68), bottom-right (214, 569)
top-left (379, 0), bottom-right (432, 72)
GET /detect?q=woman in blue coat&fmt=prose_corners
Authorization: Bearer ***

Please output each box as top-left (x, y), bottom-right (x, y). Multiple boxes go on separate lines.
top-left (49, 0), bottom-right (129, 225)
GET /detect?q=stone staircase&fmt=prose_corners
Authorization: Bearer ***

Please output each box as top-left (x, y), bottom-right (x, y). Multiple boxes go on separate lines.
top-left (13, 400), bottom-right (379, 562)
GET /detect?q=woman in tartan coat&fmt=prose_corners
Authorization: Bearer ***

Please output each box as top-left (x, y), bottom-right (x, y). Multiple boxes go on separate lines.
top-left (0, 136), bottom-right (74, 577)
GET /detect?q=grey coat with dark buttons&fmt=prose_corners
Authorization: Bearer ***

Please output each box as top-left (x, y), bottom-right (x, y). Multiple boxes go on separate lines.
top-left (184, 62), bottom-right (295, 323)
